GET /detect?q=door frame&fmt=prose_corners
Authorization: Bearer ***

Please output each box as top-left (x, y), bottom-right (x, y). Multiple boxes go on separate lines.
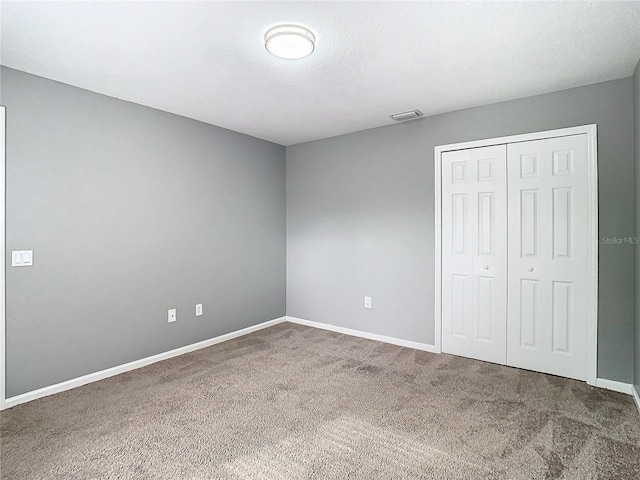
top-left (434, 124), bottom-right (598, 386)
top-left (1, 106), bottom-right (6, 409)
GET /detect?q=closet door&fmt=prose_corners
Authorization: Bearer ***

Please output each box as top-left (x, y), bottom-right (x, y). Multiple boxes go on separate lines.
top-left (506, 135), bottom-right (589, 381)
top-left (441, 145), bottom-right (508, 364)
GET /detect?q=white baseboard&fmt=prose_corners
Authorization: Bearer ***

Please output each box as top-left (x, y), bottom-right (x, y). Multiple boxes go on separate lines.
top-left (286, 318), bottom-right (636, 405)
top-left (6, 315), bottom-right (636, 416)
top-left (632, 384), bottom-right (640, 417)
top-left (595, 378), bottom-right (635, 395)
top-left (285, 316), bottom-right (440, 353)
top-left (4, 316), bottom-right (287, 410)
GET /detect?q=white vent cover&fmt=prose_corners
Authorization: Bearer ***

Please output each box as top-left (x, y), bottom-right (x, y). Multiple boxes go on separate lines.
top-left (389, 109), bottom-right (424, 122)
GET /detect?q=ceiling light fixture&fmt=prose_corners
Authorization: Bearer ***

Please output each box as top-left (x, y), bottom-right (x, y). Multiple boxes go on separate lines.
top-left (265, 24), bottom-right (315, 60)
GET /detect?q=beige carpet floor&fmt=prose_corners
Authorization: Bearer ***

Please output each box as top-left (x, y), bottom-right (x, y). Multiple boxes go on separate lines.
top-left (1, 322), bottom-right (639, 479)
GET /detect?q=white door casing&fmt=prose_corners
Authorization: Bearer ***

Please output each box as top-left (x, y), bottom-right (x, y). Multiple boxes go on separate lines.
top-left (506, 135), bottom-right (589, 381)
top-left (1, 106), bottom-right (5, 410)
top-left (441, 145), bottom-right (508, 365)
top-left (434, 125), bottom-right (598, 386)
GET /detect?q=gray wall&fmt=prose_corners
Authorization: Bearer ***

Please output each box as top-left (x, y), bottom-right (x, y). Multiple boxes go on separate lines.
top-left (1, 67), bottom-right (286, 397)
top-left (2, 66), bottom-right (636, 396)
top-left (287, 77), bottom-right (635, 383)
top-left (634, 60), bottom-right (640, 394)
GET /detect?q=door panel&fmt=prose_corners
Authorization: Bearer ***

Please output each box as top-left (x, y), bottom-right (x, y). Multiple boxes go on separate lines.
top-left (552, 281), bottom-right (571, 353)
top-left (552, 188), bottom-right (572, 258)
top-left (520, 189), bottom-right (538, 257)
top-left (507, 135), bottom-right (588, 381)
top-left (441, 145), bottom-right (507, 364)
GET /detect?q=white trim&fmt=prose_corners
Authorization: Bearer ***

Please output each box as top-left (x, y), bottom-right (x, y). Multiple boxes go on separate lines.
top-left (632, 385), bottom-right (640, 417)
top-left (4, 316), bottom-right (287, 409)
top-left (434, 125), bottom-right (597, 152)
top-left (433, 138), bottom-right (442, 354)
top-left (434, 124), bottom-right (598, 386)
top-left (585, 125), bottom-right (599, 386)
top-left (595, 378), bottom-right (635, 395)
top-left (0, 106), bottom-right (6, 411)
top-left (286, 316), bottom-right (440, 353)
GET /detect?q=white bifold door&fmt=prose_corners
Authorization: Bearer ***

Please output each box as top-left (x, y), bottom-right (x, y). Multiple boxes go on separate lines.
top-left (506, 135), bottom-right (589, 381)
top-left (441, 145), bottom-right (508, 365)
top-left (441, 134), bottom-right (590, 381)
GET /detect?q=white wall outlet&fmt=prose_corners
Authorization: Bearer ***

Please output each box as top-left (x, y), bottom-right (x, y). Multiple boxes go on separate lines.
top-left (12, 250), bottom-right (33, 267)
top-left (168, 308), bottom-right (177, 323)
top-left (364, 296), bottom-right (372, 309)
top-left (195, 304), bottom-right (203, 316)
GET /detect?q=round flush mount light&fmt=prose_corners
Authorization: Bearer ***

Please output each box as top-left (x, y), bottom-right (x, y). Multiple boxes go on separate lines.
top-left (265, 24), bottom-right (315, 59)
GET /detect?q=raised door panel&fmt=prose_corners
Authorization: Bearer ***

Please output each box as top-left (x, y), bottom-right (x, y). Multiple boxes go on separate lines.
top-left (451, 194), bottom-right (468, 255)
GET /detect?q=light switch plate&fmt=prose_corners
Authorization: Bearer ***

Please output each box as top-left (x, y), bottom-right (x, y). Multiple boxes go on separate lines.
top-left (168, 308), bottom-right (177, 323)
top-left (12, 250), bottom-right (33, 267)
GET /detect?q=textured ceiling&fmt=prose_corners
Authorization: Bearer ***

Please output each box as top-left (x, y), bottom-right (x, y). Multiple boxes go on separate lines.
top-left (1, 1), bottom-right (639, 146)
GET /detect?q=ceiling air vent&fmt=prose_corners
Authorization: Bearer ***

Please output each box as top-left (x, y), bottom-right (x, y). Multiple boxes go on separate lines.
top-left (389, 109), bottom-right (424, 122)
